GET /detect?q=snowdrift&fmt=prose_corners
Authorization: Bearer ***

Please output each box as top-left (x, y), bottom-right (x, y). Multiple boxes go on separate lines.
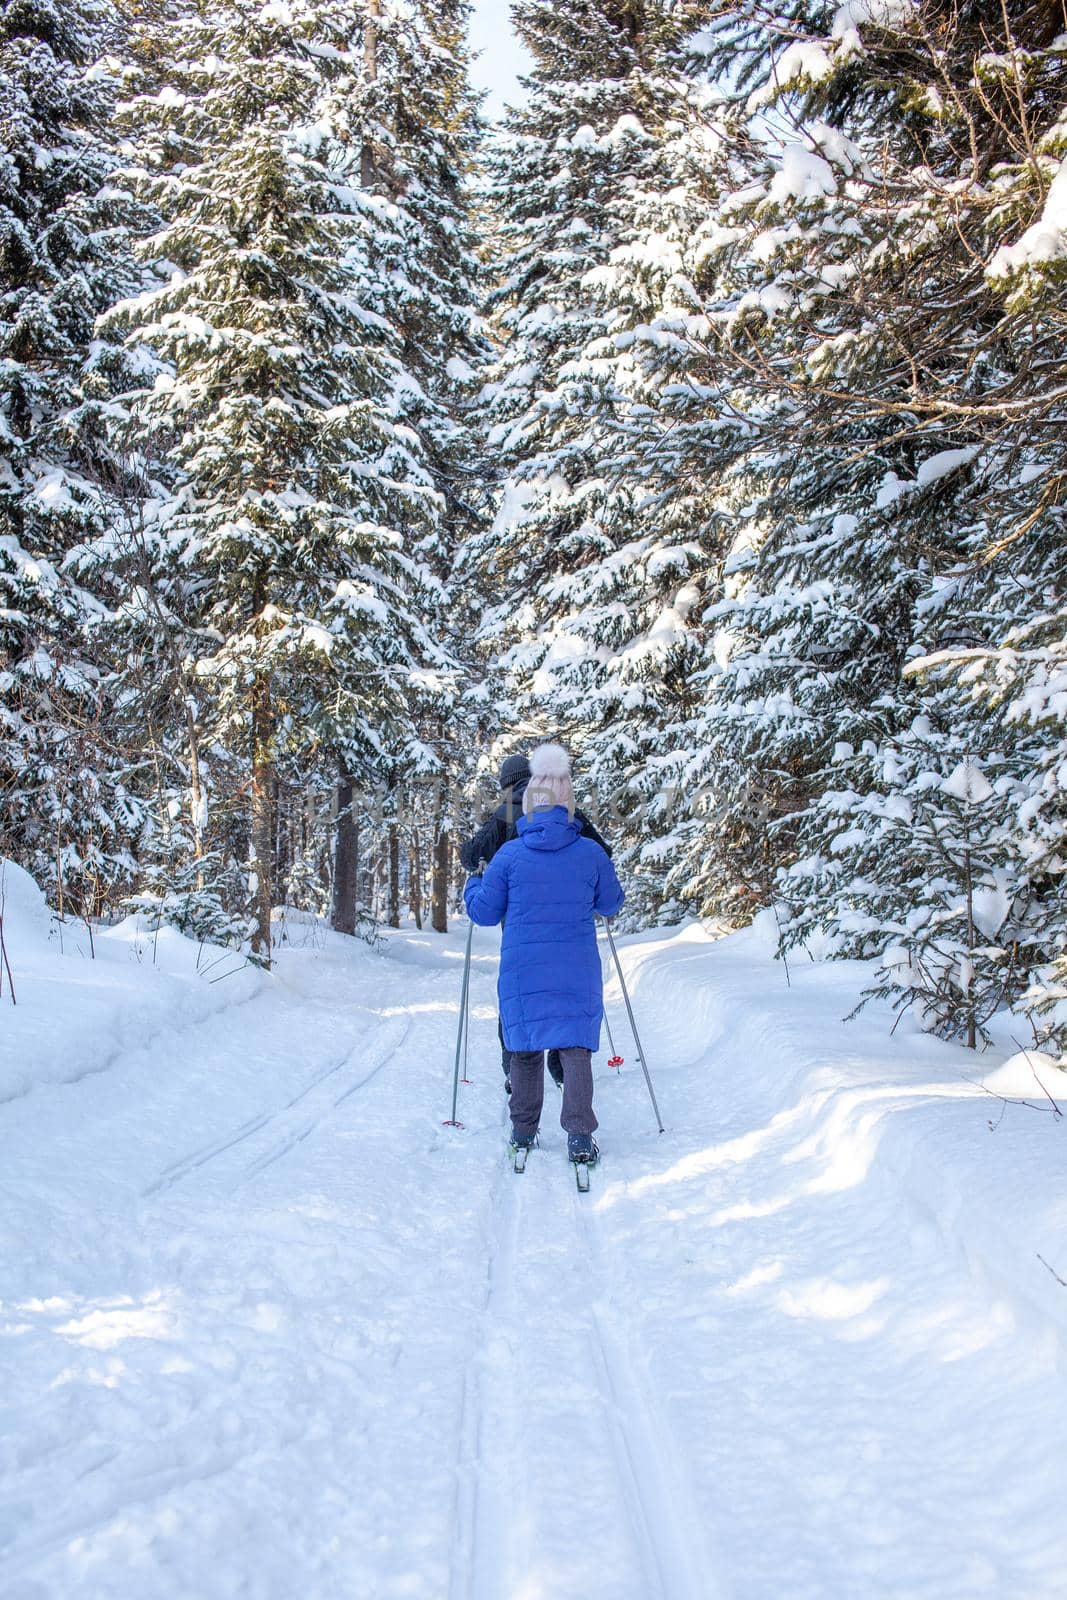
top-left (1, 874), bottom-right (1065, 1599)
top-left (0, 859), bottom-right (263, 1103)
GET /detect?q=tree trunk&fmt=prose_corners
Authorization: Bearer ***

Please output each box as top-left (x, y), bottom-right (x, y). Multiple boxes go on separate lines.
top-left (410, 828), bottom-right (423, 929)
top-left (249, 667), bottom-right (274, 965)
top-left (273, 774), bottom-right (289, 906)
top-left (432, 826), bottom-right (449, 933)
top-left (388, 819), bottom-right (400, 928)
top-left (289, 798), bottom-right (300, 898)
top-left (963, 842), bottom-right (977, 1050)
top-left (332, 771), bottom-right (358, 935)
top-left (184, 698), bottom-right (206, 891)
top-left (375, 843), bottom-right (388, 923)
top-left (361, 0), bottom-right (380, 188)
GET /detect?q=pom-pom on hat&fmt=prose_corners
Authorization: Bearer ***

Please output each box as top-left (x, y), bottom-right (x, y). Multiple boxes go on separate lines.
top-left (523, 742), bottom-right (574, 818)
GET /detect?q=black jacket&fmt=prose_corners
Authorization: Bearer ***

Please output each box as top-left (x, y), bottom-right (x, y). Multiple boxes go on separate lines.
top-left (460, 777), bottom-right (612, 872)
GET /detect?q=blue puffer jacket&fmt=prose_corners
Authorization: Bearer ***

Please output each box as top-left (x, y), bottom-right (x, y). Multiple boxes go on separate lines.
top-left (463, 806), bottom-right (625, 1052)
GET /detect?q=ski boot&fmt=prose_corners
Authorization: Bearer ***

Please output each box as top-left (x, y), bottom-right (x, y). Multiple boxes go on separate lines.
top-left (568, 1132), bottom-right (598, 1192)
top-left (567, 1132), bottom-right (598, 1162)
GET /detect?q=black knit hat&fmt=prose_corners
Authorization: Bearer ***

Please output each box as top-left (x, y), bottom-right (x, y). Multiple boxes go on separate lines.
top-left (498, 752), bottom-right (531, 791)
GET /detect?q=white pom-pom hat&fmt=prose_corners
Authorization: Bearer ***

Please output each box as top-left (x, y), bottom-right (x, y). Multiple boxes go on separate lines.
top-left (523, 742), bottom-right (575, 818)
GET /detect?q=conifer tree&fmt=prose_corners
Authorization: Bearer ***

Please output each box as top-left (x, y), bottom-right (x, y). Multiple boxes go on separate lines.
top-left (105, 0), bottom-right (449, 960)
top-left (663, 1), bottom-right (1067, 1044)
top-left (465, 0), bottom-right (732, 908)
top-left (329, 0), bottom-right (488, 934)
top-left (0, 0), bottom-right (141, 911)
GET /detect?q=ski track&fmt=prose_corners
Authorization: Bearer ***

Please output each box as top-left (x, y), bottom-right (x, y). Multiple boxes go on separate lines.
top-left (449, 1131), bottom-right (516, 1600)
top-left (574, 1190), bottom-right (719, 1600)
top-left (234, 1015), bottom-right (412, 1189)
top-left (4, 918), bottom-right (1067, 1599)
top-left (445, 1119), bottom-right (717, 1600)
top-left (1, 941), bottom-right (463, 1598)
top-left (143, 1003), bottom-right (399, 1197)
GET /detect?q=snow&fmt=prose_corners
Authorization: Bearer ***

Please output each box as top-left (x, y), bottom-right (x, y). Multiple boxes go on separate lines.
top-left (489, 474), bottom-right (541, 535)
top-left (0, 859), bottom-right (55, 952)
top-left (989, 157), bottom-right (1067, 281)
top-left (30, 470), bottom-right (79, 514)
top-left (752, 42), bottom-right (833, 110)
top-left (916, 445), bottom-right (979, 486)
top-left (2, 893), bottom-right (1066, 1598)
top-left (832, 0), bottom-right (916, 43)
top-left (608, 113), bottom-right (646, 144)
top-left (877, 445), bottom-right (978, 507)
top-left (767, 145), bottom-right (837, 205)
top-left (809, 121), bottom-right (867, 178)
top-left (971, 875), bottom-right (1011, 939)
top-left (564, 116), bottom-right (647, 153)
top-left (943, 758), bottom-right (994, 804)
top-left (979, 1049), bottom-right (1065, 1105)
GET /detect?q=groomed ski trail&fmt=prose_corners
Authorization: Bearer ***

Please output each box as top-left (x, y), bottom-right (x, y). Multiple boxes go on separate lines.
top-left (4, 915), bottom-right (1067, 1599)
top-left (448, 1133), bottom-right (522, 1600)
top-left (445, 1106), bottom-right (717, 1600)
top-left (574, 1188), bottom-right (718, 1600)
top-left (142, 1009), bottom-right (410, 1198)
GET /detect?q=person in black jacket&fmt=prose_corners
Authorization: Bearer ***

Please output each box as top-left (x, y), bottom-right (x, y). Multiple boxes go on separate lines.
top-left (460, 750), bottom-right (612, 1093)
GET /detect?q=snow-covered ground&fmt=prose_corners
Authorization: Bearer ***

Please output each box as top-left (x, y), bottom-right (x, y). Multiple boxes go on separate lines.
top-left (2, 866), bottom-right (1066, 1600)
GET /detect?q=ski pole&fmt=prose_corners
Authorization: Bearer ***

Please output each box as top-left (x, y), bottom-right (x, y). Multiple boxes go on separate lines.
top-left (604, 921), bottom-right (664, 1133)
top-left (597, 931), bottom-right (624, 1068)
top-left (602, 997), bottom-right (623, 1070)
top-left (444, 919), bottom-right (474, 1127)
top-left (460, 932), bottom-right (473, 1085)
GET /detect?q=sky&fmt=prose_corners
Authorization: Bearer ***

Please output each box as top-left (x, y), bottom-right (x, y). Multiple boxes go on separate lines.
top-left (468, 0), bottom-right (532, 120)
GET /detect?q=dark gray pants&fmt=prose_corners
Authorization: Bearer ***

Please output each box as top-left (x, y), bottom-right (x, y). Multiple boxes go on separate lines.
top-left (509, 1047), bottom-right (598, 1139)
top-left (499, 1018), bottom-right (562, 1086)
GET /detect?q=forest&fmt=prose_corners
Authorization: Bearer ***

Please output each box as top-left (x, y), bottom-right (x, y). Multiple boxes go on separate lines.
top-left (2, 0), bottom-right (1064, 1056)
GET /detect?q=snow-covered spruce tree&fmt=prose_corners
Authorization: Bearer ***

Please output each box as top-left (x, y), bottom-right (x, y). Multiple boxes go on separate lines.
top-left (934, 575), bottom-right (1067, 1062)
top-left (799, 729), bottom-right (1026, 1049)
top-left (765, 3), bottom-right (1067, 1050)
top-left (104, 0), bottom-right (448, 962)
top-left (581, 17), bottom-right (914, 922)
top-left (330, 0), bottom-right (488, 935)
top-left (381, 0), bottom-right (486, 543)
top-left (677, 448), bottom-right (980, 927)
top-left (996, 633), bottom-right (1067, 1061)
top-left (788, 439), bottom-right (1066, 1051)
top-left (544, 74), bottom-right (749, 920)
top-left (464, 0), bottom-right (736, 916)
top-left (0, 0), bottom-right (145, 913)
top-left (81, 468), bottom-right (259, 950)
top-left (891, 63), bottom-right (1067, 1056)
top-left (637, 2), bottom-right (1067, 1034)
top-left (931, 34), bottom-right (1067, 1059)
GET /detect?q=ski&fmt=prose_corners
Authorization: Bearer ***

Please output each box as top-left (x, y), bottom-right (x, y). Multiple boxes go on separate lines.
top-left (510, 1137), bottom-right (537, 1173)
top-left (572, 1151), bottom-right (599, 1192)
top-left (568, 1132), bottom-right (599, 1193)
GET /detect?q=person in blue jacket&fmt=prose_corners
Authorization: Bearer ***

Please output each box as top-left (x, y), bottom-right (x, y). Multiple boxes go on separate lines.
top-left (459, 749), bottom-right (613, 1095)
top-left (463, 742), bottom-right (625, 1164)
